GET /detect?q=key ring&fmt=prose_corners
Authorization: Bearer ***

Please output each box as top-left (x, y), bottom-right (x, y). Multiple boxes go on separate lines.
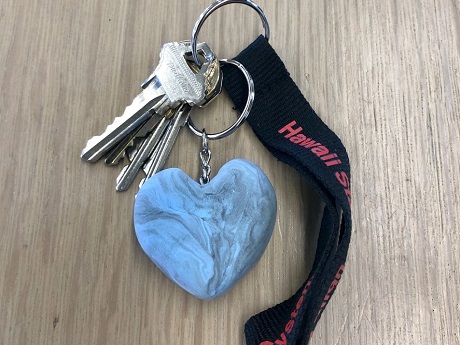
top-left (187, 58), bottom-right (254, 140)
top-left (191, 0), bottom-right (270, 66)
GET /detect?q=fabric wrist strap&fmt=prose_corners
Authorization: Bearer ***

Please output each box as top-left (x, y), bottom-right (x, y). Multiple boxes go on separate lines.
top-left (222, 35), bottom-right (352, 345)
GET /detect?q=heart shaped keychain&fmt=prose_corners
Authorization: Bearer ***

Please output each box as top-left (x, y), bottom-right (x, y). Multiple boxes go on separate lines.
top-left (134, 158), bottom-right (276, 300)
top-left (134, 59), bottom-right (276, 299)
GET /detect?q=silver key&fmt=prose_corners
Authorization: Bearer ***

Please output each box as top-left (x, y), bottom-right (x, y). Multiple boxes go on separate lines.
top-left (140, 103), bottom-right (192, 188)
top-left (104, 113), bottom-right (164, 165)
top-left (81, 83), bottom-right (166, 162)
top-left (115, 116), bottom-right (171, 192)
top-left (141, 132), bottom-right (167, 177)
top-left (81, 41), bottom-right (222, 163)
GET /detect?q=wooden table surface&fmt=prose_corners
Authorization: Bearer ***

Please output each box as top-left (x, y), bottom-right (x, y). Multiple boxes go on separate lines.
top-left (1, 0), bottom-right (459, 344)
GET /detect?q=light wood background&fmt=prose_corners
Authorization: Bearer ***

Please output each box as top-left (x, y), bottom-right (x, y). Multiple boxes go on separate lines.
top-left (1, 0), bottom-right (459, 344)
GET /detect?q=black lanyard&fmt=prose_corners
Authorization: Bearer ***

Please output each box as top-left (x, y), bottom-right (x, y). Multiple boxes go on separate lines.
top-left (222, 35), bottom-right (352, 345)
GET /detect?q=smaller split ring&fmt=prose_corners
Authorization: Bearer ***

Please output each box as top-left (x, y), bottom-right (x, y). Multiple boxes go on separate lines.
top-left (187, 58), bottom-right (254, 140)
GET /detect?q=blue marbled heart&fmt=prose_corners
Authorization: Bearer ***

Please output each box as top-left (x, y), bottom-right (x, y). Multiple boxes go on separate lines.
top-left (134, 158), bottom-right (276, 300)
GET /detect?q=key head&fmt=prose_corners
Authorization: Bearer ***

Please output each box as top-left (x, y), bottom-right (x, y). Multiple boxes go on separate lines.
top-left (183, 42), bottom-right (223, 107)
top-left (155, 42), bottom-right (222, 108)
top-left (191, 53), bottom-right (223, 108)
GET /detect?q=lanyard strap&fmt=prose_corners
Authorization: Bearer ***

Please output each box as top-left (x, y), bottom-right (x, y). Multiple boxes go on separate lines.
top-left (222, 35), bottom-right (352, 345)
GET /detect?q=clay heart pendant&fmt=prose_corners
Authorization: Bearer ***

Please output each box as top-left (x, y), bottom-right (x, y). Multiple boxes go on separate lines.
top-left (134, 158), bottom-right (276, 300)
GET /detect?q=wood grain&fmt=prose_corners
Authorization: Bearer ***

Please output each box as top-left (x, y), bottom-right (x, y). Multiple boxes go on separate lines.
top-left (1, 0), bottom-right (459, 344)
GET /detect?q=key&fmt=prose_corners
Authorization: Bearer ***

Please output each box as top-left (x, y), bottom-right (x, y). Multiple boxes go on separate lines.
top-left (115, 115), bottom-right (172, 192)
top-left (126, 107), bottom-right (176, 163)
top-left (104, 113), bottom-right (164, 166)
top-left (125, 108), bottom-right (175, 162)
top-left (141, 133), bottom-right (166, 178)
top-left (139, 117), bottom-right (174, 181)
top-left (81, 80), bottom-right (167, 163)
top-left (140, 103), bottom-right (192, 188)
top-left (81, 41), bottom-right (222, 163)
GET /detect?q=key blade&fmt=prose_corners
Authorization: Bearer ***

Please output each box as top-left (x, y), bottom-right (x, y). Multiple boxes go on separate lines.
top-left (142, 123), bottom-right (170, 175)
top-left (81, 80), bottom-right (167, 162)
top-left (127, 108), bottom-right (175, 162)
top-left (144, 104), bottom-right (192, 179)
top-left (126, 136), bottom-right (146, 162)
top-left (104, 122), bottom-right (144, 166)
top-left (115, 117), bottom-right (170, 192)
top-left (104, 113), bottom-right (164, 166)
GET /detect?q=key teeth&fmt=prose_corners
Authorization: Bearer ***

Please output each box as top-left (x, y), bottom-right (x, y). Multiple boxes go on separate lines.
top-left (106, 140), bottom-right (134, 165)
top-left (81, 115), bottom-right (128, 161)
top-left (105, 151), bottom-right (125, 166)
top-left (124, 138), bottom-right (139, 161)
top-left (81, 87), bottom-right (162, 162)
top-left (81, 104), bottom-right (150, 161)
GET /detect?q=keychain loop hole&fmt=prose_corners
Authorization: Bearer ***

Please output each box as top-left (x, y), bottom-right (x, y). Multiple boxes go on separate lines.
top-left (187, 59), bottom-right (254, 140)
top-left (191, 0), bottom-right (270, 66)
